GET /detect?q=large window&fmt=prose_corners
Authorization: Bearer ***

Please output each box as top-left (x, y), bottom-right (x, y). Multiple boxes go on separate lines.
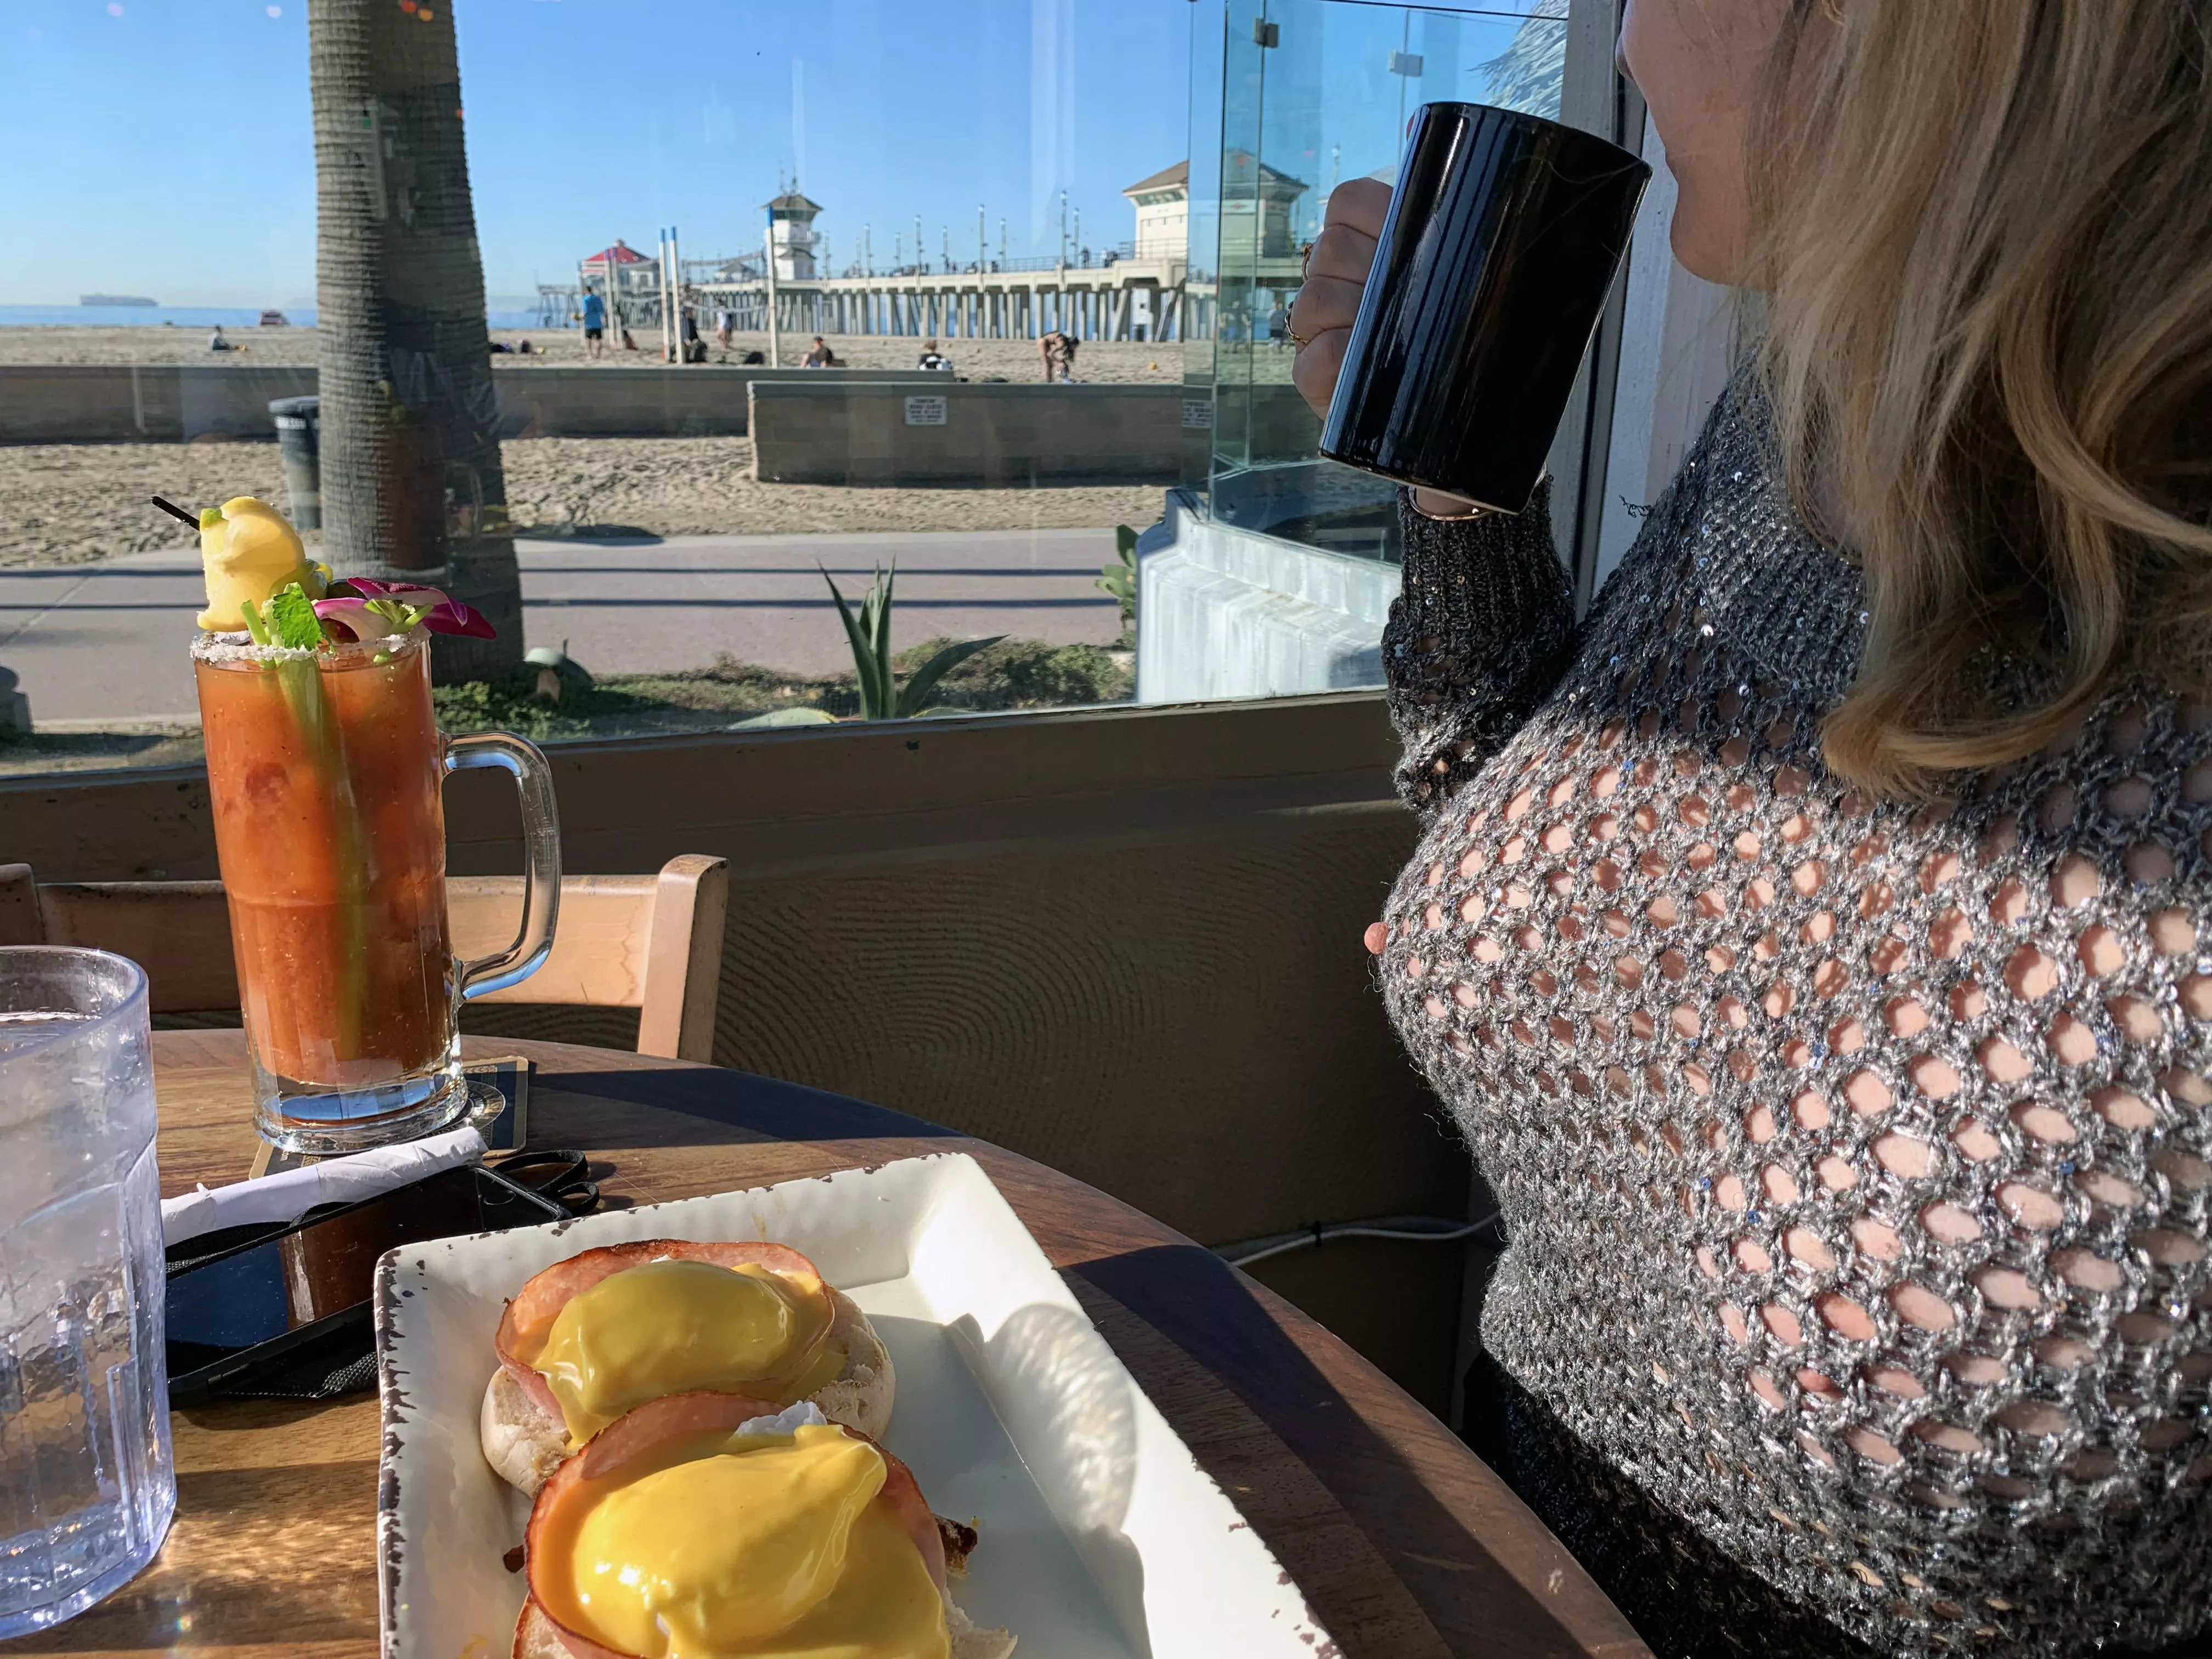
top-left (0, 0), bottom-right (1652, 777)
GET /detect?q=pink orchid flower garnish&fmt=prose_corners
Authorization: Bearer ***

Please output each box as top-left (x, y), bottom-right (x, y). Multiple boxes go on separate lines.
top-left (314, 577), bottom-right (495, 641)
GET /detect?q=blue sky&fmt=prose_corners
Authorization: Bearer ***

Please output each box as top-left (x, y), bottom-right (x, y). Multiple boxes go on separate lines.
top-left (4, 0), bottom-right (1551, 307)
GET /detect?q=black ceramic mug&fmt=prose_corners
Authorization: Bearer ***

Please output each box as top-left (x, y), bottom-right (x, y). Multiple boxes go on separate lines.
top-left (1319, 101), bottom-right (1651, 514)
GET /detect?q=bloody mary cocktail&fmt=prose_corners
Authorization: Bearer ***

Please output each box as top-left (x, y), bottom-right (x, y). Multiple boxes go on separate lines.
top-left (195, 631), bottom-right (452, 1091)
top-left (183, 493), bottom-right (559, 1152)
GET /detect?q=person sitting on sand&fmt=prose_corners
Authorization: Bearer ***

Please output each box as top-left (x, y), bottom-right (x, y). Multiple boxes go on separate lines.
top-left (802, 336), bottom-right (842, 369)
top-left (208, 325), bottom-right (236, 353)
top-left (916, 340), bottom-right (953, 373)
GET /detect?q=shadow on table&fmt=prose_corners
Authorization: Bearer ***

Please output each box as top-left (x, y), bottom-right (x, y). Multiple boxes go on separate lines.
top-left (3, 1462), bottom-right (380, 1654)
top-left (1071, 1244), bottom-right (1607, 1659)
top-left (531, 1062), bottom-right (964, 1150)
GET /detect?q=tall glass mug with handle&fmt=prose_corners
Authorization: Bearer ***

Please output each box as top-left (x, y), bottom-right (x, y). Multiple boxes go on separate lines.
top-left (0, 947), bottom-right (173, 1637)
top-left (184, 496), bottom-right (558, 1152)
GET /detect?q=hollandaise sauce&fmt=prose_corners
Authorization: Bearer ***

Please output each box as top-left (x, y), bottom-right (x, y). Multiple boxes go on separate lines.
top-left (546, 1424), bottom-right (948, 1659)
top-left (532, 1261), bottom-right (844, 1442)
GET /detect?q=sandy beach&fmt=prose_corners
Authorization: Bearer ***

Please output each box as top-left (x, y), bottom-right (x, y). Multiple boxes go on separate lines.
top-left (0, 436), bottom-right (1166, 568)
top-left (0, 325), bottom-right (1185, 383)
top-left (0, 325), bottom-right (1180, 567)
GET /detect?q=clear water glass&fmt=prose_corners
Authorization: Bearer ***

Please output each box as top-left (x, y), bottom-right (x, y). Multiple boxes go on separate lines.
top-left (0, 947), bottom-right (174, 1637)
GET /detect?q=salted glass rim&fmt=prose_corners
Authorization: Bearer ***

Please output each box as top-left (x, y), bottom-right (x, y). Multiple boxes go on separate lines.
top-left (0, 946), bottom-right (149, 1052)
top-left (193, 626), bottom-right (430, 672)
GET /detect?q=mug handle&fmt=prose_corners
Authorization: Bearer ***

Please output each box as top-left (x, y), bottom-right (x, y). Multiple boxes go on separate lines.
top-left (443, 731), bottom-right (562, 1001)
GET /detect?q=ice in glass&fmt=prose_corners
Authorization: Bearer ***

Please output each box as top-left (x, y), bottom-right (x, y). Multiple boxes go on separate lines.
top-left (0, 949), bottom-right (173, 1638)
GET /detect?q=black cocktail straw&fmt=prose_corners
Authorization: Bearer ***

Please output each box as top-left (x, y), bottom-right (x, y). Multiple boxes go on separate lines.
top-left (151, 495), bottom-right (200, 529)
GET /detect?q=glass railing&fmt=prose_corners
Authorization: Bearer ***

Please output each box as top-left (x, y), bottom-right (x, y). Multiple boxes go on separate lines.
top-left (1186, 0), bottom-right (1567, 562)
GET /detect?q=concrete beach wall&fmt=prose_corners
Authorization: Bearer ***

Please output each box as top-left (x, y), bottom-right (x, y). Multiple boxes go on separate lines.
top-left (493, 366), bottom-right (953, 440)
top-left (749, 381), bottom-right (1200, 487)
top-left (0, 364), bottom-right (953, 445)
top-left (0, 365), bottom-right (320, 444)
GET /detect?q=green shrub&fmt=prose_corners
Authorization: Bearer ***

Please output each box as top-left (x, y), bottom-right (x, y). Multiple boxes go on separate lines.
top-left (427, 636), bottom-right (1132, 740)
top-left (896, 636), bottom-right (1132, 711)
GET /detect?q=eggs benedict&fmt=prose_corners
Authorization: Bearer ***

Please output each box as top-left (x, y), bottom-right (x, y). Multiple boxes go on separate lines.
top-left (483, 1241), bottom-right (894, 1494)
top-left (513, 1392), bottom-right (1014, 1659)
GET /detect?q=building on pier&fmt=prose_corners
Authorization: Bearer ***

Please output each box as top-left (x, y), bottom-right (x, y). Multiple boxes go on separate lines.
top-left (1124, 160), bottom-right (1191, 261)
top-left (577, 240), bottom-right (657, 306)
top-left (1221, 150), bottom-right (1308, 261)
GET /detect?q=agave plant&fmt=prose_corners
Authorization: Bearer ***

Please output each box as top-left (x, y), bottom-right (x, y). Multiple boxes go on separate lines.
top-left (820, 562), bottom-right (1004, 720)
top-left (1096, 524), bottom-right (1138, 628)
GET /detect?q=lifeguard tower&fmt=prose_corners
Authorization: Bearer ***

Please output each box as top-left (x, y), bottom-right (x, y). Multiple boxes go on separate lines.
top-left (765, 190), bottom-right (823, 282)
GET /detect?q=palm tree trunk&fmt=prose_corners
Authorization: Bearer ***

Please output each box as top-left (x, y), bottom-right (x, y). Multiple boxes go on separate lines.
top-left (309, 0), bottom-right (520, 681)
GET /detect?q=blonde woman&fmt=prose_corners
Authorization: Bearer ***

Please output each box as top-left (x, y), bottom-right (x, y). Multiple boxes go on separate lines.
top-left (1292, 2), bottom-right (2212, 1656)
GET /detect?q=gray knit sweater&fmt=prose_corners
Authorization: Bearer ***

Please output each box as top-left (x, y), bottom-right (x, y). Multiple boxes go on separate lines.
top-left (1375, 377), bottom-right (2212, 1657)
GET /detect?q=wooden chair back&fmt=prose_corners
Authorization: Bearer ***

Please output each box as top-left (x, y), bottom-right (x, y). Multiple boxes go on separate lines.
top-left (0, 855), bottom-right (729, 1062)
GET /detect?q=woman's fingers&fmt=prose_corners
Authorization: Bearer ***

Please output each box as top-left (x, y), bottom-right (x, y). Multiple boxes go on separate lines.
top-left (1291, 324), bottom-right (1352, 417)
top-left (1325, 176), bottom-right (1393, 242)
top-left (1288, 272), bottom-right (1364, 340)
top-left (1291, 178), bottom-right (1393, 417)
top-left (1305, 221), bottom-right (1379, 285)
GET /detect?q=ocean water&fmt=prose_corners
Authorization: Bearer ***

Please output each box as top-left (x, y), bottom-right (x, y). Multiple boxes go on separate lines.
top-left (0, 305), bottom-right (546, 331)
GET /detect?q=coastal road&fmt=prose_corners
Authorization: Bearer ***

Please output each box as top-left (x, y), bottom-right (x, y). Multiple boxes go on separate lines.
top-left (0, 528), bottom-right (1124, 725)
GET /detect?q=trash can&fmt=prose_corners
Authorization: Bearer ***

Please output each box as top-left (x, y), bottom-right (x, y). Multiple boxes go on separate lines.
top-left (268, 395), bottom-right (321, 531)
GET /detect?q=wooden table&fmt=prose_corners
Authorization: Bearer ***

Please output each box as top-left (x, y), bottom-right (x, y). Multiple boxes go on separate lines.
top-left (7, 1033), bottom-right (1645, 1659)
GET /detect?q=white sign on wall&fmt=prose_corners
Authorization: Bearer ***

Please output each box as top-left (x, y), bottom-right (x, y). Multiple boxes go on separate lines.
top-left (1181, 399), bottom-right (1213, 430)
top-left (904, 396), bottom-right (949, 427)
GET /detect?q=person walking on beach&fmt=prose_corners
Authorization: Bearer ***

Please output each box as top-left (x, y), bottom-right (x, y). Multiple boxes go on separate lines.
top-left (580, 289), bottom-right (607, 359)
top-left (714, 307), bottom-right (735, 351)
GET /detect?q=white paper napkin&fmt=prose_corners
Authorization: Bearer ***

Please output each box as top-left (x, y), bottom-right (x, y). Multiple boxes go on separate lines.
top-left (161, 1125), bottom-right (487, 1249)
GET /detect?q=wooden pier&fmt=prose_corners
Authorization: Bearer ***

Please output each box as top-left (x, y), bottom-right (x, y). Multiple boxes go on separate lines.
top-left (690, 257), bottom-right (1212, 343)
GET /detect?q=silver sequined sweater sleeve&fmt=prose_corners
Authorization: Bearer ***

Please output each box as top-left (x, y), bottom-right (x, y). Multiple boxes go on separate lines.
top-left (1383, 479), bottom-right (1577, 817)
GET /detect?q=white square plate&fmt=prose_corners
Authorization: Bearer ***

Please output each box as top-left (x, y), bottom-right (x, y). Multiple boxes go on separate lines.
top-left (375, 1152), bottom-right (1334, 1658)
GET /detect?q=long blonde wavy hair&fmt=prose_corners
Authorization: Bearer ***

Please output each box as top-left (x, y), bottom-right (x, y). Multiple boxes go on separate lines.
top-left (1747, 0), bottom-right (2212, 797)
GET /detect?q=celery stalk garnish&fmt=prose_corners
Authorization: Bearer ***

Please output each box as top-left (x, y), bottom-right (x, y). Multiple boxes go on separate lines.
top-left (255, 582), bottom-right (371, 1069)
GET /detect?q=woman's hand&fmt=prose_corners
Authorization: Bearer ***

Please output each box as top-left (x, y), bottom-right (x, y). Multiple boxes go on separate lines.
top-left (1290, 178), bottom-right (1389, 421)
top-left (1288, 177), bottom-right (1480, 519)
